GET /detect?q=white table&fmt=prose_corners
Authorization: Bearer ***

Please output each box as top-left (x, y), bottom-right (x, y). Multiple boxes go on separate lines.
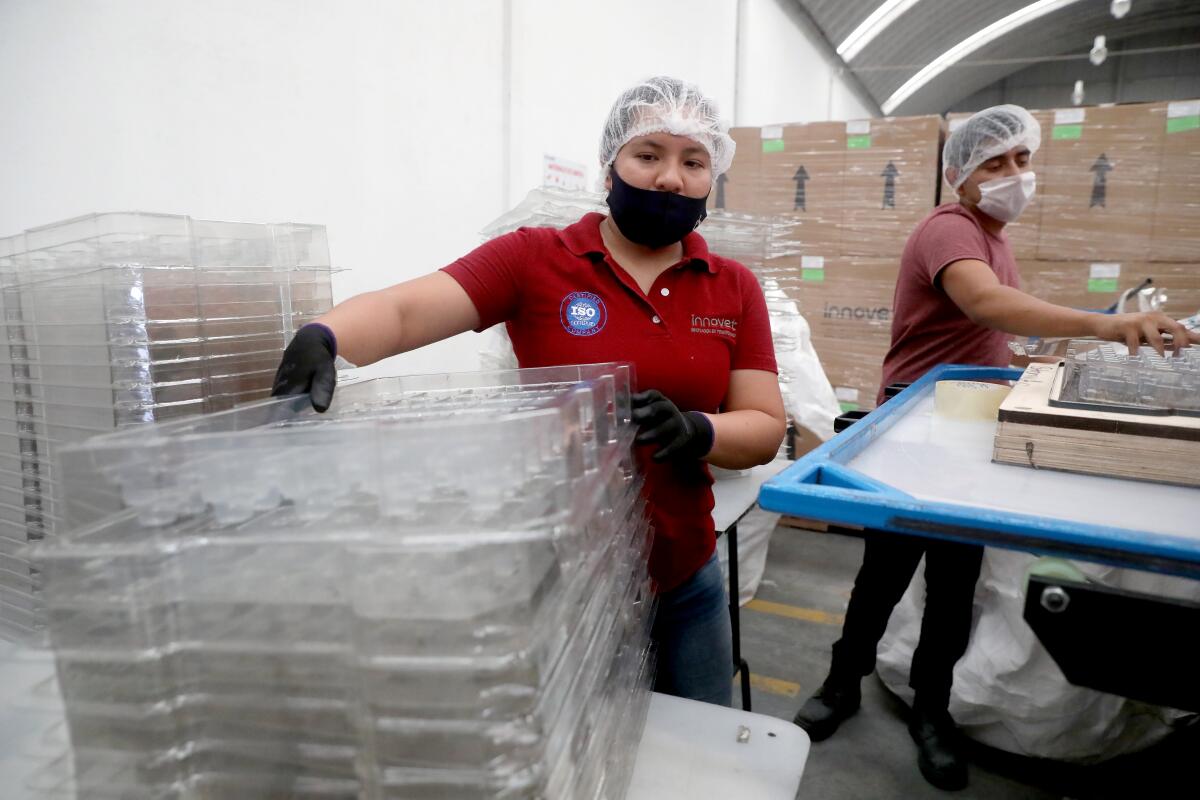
top-left (629, 692), bottom-right (810, 800)
top-left (710, 459), bottom-right (792, 710)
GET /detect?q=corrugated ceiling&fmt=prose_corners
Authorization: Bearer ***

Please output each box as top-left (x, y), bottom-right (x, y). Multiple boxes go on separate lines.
top-left (794, 0), bottom-right (1200, 114)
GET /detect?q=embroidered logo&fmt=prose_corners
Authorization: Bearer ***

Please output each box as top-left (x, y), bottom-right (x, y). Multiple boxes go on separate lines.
top-left (560, 291), bottom-right (607, 336)
top-left (690, 313), bottom-right (738, 339)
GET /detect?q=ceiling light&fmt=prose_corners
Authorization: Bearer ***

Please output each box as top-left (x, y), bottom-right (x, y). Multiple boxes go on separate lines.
top-left (1111, 0), bottom-right (1131, 19)
top-left (881, 0), bottom-right (1086, 115)
top-left (1072, 80), bottom-right (1085, 106)
top-left (837, 0), bottom-right (925, 63)
top-left (1090, 35), bottom-right (1107, 66)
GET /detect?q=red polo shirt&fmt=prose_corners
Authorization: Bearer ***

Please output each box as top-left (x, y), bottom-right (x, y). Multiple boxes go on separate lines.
top-left (879, 203), bottom-right (1020, 405)
top-left (442, 212), bottom-right (777, 591)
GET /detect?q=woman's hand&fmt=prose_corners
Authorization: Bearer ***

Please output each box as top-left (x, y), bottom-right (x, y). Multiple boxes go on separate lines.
top-left (271, 324), bottom-right (338, 412)
top-left (631, 390), bottom-right (714, 462)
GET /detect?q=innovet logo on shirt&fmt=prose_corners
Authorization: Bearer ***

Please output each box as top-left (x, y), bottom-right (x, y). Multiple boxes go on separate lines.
top-left (560, 291), bottom-right (608, 336)
top-left (690, 312), bottom-right (738, 339)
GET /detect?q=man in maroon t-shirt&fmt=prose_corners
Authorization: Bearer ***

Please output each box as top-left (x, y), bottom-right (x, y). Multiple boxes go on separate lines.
top-left (792, 105), bottom-right (1199, 791)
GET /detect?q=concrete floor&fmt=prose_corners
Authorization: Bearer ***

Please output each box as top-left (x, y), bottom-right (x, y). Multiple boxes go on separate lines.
top-left (738, 525), bottom-right (1199, 799)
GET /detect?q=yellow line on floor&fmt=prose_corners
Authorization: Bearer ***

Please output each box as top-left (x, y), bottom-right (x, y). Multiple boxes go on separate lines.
top-left (748, 673), bottom-right (802, 698)
top-left (744, 598), bottom-right (845, 626)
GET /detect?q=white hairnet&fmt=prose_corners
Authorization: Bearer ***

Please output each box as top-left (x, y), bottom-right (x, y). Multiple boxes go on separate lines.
top-left (943, 104), bottom-right (1041, 189)
top-left (599, 76), bottom-right (736, 179)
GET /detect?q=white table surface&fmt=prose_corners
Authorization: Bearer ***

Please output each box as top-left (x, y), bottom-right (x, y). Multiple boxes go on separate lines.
top-left (711, 459), bottom-right (792, 532)
top-left (845, 392), bottom-right (1200, 539)
top-left (629, 692), bottom-right (810, 800)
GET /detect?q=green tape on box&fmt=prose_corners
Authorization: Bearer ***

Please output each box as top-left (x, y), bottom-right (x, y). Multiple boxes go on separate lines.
top-left (847, 135), bottom-right (872, 149)
top-left (1167, 115), bottom-right (1200, 134)
top-left (802, 268), bottom-right (825, 282)
top-left (762, 139), bottom-right (785, 153)
top-left (1088, 278), bottom-right (1118, 293)
top-left (1052, 124), bottom-right (1083, 140)
top-left (839, 401), bottom-right (859, 413)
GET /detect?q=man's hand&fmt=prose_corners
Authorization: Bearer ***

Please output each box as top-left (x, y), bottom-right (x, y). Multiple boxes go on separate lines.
top-left (630, 390), bottom-right (714, 462)
top-left (271, 324), bottom-right (338, 412)
top-left (1088, 311), bottom-right (1200, 357)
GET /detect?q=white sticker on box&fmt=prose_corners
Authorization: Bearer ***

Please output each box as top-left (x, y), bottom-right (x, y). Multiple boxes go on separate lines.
top-left (835, 387), bottom-right (859, 403)
top-left (1054, 108), bottom-right (1086, 125)
top-left (1168, 101), bottom-right (1200, 118)
top-left (846, 120), bottom-right (871, 135)
top-left (761, 125), bottom-right (784, 140)
top-left (1089, 263), bottom-right (1121, 279)
top-left (801, 256), bottom-right (825, 269)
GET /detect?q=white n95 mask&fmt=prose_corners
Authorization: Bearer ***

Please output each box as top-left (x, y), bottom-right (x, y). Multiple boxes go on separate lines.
top-left (975, 171), bottom-right (1036, 223)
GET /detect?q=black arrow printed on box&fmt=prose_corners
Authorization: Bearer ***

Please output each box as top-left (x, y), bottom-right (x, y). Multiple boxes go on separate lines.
top-left (1090, 153), bottom-right (1112, 208)
top-left (714, 173), bottom-right (727, 209)
top-left (881, 161), bottom-right (899, 209)
top-left (793, 166), bottom-right (809, 211)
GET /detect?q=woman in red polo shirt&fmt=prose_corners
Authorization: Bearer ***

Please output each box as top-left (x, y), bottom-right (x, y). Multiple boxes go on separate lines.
top-left (272, 76), bottom-right (786, 707)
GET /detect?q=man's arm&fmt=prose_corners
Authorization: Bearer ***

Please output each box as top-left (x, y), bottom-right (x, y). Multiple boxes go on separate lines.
top-left (940, 259), bottom-right (1199, 355)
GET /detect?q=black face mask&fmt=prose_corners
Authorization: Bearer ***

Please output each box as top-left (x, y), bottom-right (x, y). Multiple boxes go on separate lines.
top-left (605, 166), bottom-right (709, 249)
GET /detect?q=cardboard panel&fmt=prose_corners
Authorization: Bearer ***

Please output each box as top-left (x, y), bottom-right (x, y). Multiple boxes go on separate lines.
top-left (1036, 102), bottom-right (1164, 262)
top-left (841, 116), bottom-right (943, 258)
top-left (1150, 99), bottom-right (1200, 263)
top-left (788, 256), bottom-right (899, 410)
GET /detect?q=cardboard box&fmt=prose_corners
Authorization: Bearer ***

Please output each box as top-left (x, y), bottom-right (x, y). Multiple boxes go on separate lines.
top-left (1036, 102), bottom-right (1165, 262)
top-left (942, 110), bottom-right (1051, 262)
top-left (760, 122), bottom-right (847, 255)
top-left (1150, 99), bottom-right (1200, 262)
top-left (841, 116), bottom-right (943, 258)
top-left (1021, 260), bottom-right (1200, 317)
top-left (792, 256), bottom-right (899, 410)
top-left (791, 423), bottom-right (824, 459)
top-left (709, 127), bottom-right (764, 213)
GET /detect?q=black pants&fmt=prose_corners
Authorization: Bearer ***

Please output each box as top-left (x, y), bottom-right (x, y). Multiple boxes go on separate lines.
top-left (829, 532), bottom-right (984, 711)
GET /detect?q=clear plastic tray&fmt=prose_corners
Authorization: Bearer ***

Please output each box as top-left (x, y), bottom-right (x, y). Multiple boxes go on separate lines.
top-left (1064, 342), bottom-right (1200, 414)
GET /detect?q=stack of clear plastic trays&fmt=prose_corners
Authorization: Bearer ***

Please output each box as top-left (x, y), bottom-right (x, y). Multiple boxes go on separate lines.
top-left (16, 363), bottom-right (655, 799)
top-left (1066, 342), bottom-right (1200, 414)
top-left (0, 212), bottom-right (335, 642)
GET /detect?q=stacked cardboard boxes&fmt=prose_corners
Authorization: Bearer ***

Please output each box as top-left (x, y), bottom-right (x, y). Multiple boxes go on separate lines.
top-left (1150, 100), bottom-right (1200, 265)
top-left (714, 116), bottom-right (943, 409)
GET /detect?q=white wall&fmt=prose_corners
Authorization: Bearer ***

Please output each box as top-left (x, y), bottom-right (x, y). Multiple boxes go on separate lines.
top-left (506, 0), bottom-right (739, 205)
top-left (736, 0), bottom-right (876, 126)
top-left (0, 0), bottom-right (873, 377)
top-left (0, 0), bottom-right (507, 377)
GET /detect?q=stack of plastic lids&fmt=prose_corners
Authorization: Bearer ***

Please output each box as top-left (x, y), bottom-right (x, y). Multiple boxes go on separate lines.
top-left (0, 212), bottom-right (334, 642)
top-left (18, 363), bottom-right (655, 799)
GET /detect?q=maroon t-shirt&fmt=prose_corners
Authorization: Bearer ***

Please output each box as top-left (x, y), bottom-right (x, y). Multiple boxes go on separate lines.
top-left (442, 212), bottom-right (777, 591)
top-left (879, 203), bottom-right (1020, 403)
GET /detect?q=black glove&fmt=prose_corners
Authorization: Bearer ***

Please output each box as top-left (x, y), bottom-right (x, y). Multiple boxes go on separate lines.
top-left (271, 323), bottom-right (338, 412)
top-left (630, 390), bottom-right (714, 462)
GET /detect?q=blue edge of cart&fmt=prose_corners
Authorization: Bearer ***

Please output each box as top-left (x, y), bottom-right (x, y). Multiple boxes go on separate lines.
top-left (757, 364), bottom-right (1200, 580)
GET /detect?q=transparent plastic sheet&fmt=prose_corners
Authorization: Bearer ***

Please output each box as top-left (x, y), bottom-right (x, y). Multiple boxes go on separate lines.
top-left (0, 213), bottom-right (338, 643)
top-left (10, 365), bottom-right (657, 798)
